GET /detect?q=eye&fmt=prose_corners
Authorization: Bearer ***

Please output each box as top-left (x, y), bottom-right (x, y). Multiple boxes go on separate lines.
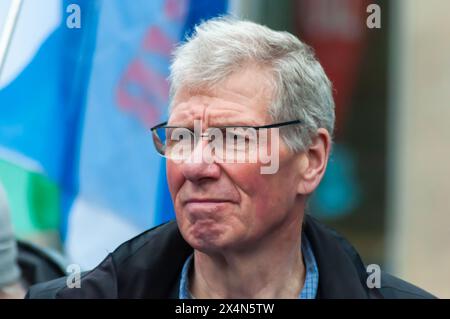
top-left (224, 131), bottom-right (240, 143)
top-left (167, 128), bottom-right (193, 145)
top-left (232, 130), bottom-right (256, 142)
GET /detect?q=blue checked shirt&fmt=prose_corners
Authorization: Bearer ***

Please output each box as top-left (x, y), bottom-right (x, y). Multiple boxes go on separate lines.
top-left (179, 233), bottom-right (319, 299)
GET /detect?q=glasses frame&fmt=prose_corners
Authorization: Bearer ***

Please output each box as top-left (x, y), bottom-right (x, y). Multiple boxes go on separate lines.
top-left (150, 119), bottom-right (302, 132)
top-left (150, 119), bottom-right (303, 158)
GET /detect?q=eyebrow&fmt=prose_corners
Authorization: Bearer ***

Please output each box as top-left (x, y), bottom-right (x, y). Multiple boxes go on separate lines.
top-left (152, 119), bottom-right (303, 131)
top-left (168, 115), bottom-right (262, 126)
top-left (163, 121), bottom-right (263, 128)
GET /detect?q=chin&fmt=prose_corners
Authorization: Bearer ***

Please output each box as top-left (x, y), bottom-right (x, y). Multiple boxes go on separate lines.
top-left (184, 221), bottom-right (230, 252)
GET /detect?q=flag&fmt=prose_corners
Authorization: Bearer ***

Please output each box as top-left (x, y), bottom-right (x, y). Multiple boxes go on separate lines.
top-left (0, 0), bottom-right (228, 269)
top-left (0, 0), bottom-right (98, 244)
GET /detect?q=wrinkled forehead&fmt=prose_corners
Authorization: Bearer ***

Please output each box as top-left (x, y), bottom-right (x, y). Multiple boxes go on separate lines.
top-left (168, 65), bottom-right (275, 127)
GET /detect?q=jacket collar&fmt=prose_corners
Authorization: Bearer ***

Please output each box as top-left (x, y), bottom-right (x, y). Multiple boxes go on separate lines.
top-left (161, 215), bottom-right (382, 299)
top-left (303, 215), bottom-right (382, 298)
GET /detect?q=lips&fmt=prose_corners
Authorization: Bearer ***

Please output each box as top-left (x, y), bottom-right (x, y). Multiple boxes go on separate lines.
top-left (182, 198), bottom-right (236, 213)
top-left (183, 199), bottom-right (235, 211)
top-left (184, 198), bottom-right (233, 204)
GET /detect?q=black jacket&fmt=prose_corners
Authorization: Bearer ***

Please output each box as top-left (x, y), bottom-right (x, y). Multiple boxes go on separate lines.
top-left (18, 240), bottom-right (67, 287)
top-left (26, 215), bottom-right (436, 299)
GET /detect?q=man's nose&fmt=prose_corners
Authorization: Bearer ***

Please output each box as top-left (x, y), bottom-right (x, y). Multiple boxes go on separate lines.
top-left (180, 138), bottom-right (221, 183)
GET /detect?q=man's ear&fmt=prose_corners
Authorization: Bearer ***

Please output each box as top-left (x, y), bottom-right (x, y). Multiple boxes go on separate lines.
top-left (297, 128), bottom-right (332, 195)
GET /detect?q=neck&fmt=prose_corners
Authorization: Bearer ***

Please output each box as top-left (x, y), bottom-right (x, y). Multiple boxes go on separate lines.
top-left (189, 213), bottom-right (305, 299)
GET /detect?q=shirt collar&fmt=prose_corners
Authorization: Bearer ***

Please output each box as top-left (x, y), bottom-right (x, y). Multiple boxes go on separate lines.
top-left (179, 232), bottom-right (319, 299)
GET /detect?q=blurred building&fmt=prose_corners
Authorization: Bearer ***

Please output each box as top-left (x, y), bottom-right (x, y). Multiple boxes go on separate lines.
top-left (386, 0), bottom-right (450, 298)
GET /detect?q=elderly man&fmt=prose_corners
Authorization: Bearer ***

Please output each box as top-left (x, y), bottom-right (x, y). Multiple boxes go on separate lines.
top-left (28, 18), bottom-right (434, 299)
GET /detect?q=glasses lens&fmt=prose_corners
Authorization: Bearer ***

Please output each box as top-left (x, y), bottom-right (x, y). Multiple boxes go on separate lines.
top-left (152, 127), bottom-right (166, 156)
top-left (152, 125), bottom-right (261, 162)
top-left (153, 127), bottom-right (195, 160)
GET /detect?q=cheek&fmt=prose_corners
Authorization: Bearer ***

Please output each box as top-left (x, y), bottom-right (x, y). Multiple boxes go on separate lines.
top-left (166, 161), bottom-right (183, 201)
top-left (167, 162), bottom-right (190, 232)
top-left (222, 163), bottom-right (272, 219)
top-left (223, 161), bottom-right (296, 224)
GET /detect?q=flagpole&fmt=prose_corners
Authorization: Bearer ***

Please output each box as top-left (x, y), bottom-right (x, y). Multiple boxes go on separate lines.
top-left (0, 0), bottom-right (23, 82)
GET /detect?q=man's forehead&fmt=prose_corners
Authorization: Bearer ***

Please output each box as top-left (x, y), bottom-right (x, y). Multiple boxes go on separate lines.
top-left (169, 66), bottom-right (274, 126)
top-left (168, 98), bottom-right (263, 127)
top-left (172, 83), bottom-right (270, 111)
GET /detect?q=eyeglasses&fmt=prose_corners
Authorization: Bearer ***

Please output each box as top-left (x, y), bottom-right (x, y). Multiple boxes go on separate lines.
top-left (150, 120), bottom-right (302, 162)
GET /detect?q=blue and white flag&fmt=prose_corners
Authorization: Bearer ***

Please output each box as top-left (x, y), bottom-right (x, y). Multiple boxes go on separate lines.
top-left (0, 0), bottom-right (228, 269)
top-left (65, 0), bottom-right (228, 269)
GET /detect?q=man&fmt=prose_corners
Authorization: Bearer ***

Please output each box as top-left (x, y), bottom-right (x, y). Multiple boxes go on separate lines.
top-left (27, 18), bottom-right (434, 299)
top-left (0, 182), bottom-right (67, 299)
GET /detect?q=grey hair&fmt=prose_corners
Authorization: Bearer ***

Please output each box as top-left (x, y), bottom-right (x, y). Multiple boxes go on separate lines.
top-left (169, 17), bottom-right (335, 151)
